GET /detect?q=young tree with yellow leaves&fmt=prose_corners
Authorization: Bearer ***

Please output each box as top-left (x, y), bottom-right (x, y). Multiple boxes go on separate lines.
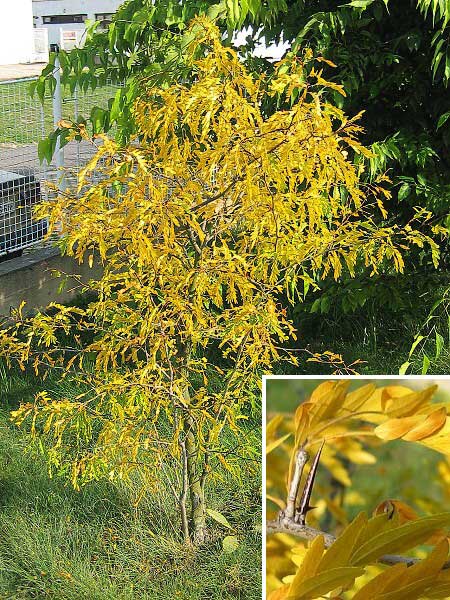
top-left (0, 18), bottom-right (441, 545)
top-left (266, 380), bottom-right (450, 599)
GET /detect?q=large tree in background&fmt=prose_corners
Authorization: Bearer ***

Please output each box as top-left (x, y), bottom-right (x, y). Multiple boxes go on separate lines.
top-left (262, 1), bottom-right (450, 222)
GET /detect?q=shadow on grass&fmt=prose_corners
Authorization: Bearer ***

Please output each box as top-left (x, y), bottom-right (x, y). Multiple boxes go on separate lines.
top-left (0, 389), bottom-right (261, 600)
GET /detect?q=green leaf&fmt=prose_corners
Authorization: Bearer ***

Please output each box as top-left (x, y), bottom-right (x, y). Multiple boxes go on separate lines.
top-left (399, 361), bottom-right (410, 375)
top-left (320, 296), bottom-right (331, 314)
top-left (409, 335), bottom-right (425, 357)
top-left (207, 3), bottom-right (227, 21)
top-left (437, 111), bottom-right (450, 130)
top-left (110, 89), bottom-right (124, 123)
top-left (344, 0), bottom-right (375, 7)
top-left (38, 136), bottom-right (57, 164)
top-left (90, 106), bottom-right (108, 134)
top-left (206, 508), bottom-right (232, 529)
top-left (310, 298), bottom-right (321, 314)
top-left (436, 332), bottom-right (444, 358)
top-left (222, 535), bottom-right (239, 553)
top-left (445, 53), bottom-right (450, 82)
top-left (421, 353), bottom-right (430, 374)
top-left (397, 182), bottom-right (411, 201)
top-left (433, 50), bottom-right (445, 79)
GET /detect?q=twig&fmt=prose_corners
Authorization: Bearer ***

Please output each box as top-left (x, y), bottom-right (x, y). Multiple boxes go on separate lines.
top-left (284, 448), bottom-right (308, 520)
top-left (267, 518), bottom-right (335, 547)
top-left (296, 442), bottom-right (324, 525)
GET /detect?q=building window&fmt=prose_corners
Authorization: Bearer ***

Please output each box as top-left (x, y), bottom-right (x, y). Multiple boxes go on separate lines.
top-left (42, 15), bottom-right (87, 25)
top-left (95, 14), bottom-right (114, 21)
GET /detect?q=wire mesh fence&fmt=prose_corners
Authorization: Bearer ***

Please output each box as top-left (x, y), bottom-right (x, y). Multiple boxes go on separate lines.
top-left (0, 74), bottom-right (122, 259)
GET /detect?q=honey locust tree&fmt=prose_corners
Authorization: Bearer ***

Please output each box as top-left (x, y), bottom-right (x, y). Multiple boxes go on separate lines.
top-left (266, 380), bottom-right (450, 599)
top-left (0, 18), bottom-right (440, 544)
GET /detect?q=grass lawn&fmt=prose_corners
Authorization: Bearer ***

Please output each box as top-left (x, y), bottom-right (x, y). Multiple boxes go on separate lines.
top-left (0, 369), bottom-right (262, 600)
top-left (0, 80), bottom-right (119, 144)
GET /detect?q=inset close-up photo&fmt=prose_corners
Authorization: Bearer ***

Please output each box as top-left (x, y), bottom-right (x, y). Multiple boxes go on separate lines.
top-left (265, 378), bottom-right (450, 600)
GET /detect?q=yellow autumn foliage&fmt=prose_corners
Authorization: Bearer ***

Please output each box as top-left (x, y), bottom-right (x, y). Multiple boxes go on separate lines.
top-left (0, 17), bottom-right (442, 539)
top-left (266, 381), bottom-right (450, 599)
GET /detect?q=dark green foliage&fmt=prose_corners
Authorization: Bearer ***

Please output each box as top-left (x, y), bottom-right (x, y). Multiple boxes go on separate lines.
top-left (260, 0), bottom-right (450, 222)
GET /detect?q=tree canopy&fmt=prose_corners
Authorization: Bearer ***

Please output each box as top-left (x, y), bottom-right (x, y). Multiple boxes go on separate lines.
top-left (36, 0), bottom-right (450, 264)
top-left (1, 17), bottom-right (438, 541)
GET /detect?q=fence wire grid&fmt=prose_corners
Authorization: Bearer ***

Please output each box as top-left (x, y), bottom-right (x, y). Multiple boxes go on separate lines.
top-left (0, 75), bottom-right (122, 258)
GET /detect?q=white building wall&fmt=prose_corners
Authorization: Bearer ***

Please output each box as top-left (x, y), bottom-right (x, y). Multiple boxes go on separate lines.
top-left (0, 2), bottom-right (34, 65)
top-left (33, 1), bottom-right (123, 46)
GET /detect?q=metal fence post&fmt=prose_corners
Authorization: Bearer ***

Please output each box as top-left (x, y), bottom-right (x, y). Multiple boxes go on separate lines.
top-left (74, 84), bottom-right (80, 172)
top-left (52, 52), bottom-right (65, 191)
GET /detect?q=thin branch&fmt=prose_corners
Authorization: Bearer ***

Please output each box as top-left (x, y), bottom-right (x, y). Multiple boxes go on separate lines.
top-left (285, 448), bottom-right (308, 520)
top-left (267, 518), bottom-right (335, 547)
top-left (180, 438), bottom-right (191, 545)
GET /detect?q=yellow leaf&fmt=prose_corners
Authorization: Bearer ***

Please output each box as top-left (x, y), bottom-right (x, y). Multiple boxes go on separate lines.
top-left (351, 514), bottom-right (450, 566)
top-left (266, 433), bottom-right (292, 455)
top-left (343, 383), bottom-right (377, 412)
top-left (402, 407), bottom-right (447, 441)
top-left (352, 563), bottom-right (407, 600)
top-left (267, 414), bottom-right (284, 439)
top-left (266, 493), bottom-right (285, 510)
top-left (400, 539), bottom-right (449, 584)
top-left (350, 513), bottom-right (398, 553)
top-left (374, 415), bottom-right (424, 441)
top-left (310, 381), bottom-right (350, 422)
top-left (380, 386), bottom-right (418, 411)
top-left (294, 403), bottom-right (311, 446)
top-left (268, 585), bottom-right (290, 600)
top-left (287, 566), bottom-right (364, 600)
top-left (318, 512), bottom-right (367, 572)
top-left (288, 535), bottom-right (325, 593)
top-left (384, 386), bottom-right (437, 418)
top-left (376, 576), bottom-right (436, 600)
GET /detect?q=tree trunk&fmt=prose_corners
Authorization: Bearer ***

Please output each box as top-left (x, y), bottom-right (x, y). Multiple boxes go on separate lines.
top-left (184, 413), bottom-right (207, 544)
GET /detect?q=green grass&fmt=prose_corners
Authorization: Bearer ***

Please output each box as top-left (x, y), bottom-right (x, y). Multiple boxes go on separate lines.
top-left (0, 370), bottom-right (262, 600)
top-left (0, 81), bottom-right (118, 144)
